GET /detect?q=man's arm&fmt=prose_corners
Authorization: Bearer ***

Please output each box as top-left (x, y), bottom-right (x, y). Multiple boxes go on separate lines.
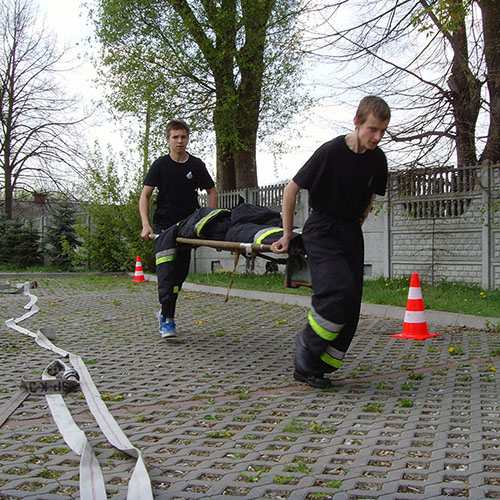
top-left (270, 180), bottom-right (301, 254)
top-left (139, 185), bottom-right (155, 240)
top-left (206, 186), bottom-right (217, 208)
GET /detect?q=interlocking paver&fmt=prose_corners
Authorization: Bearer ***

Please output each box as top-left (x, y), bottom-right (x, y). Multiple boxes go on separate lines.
top-left (1, 275), bottom-right (499, 499)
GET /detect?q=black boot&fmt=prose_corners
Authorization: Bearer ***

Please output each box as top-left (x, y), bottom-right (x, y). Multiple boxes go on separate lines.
top-left (293, 330), bottom-right (331, 388)
top-left (293, 368), bottom-right (332, 389)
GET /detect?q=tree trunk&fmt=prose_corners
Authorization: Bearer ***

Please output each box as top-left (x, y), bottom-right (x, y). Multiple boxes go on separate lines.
top-left (213, 69), bottom-right (237, 192)
top-left (167, 0), bottom-right (273, 191)
top-left (231, 0), bottom-right (273, 189)
top-left (3, 167), bottom-right (13, 219)
top-left (447, 17), bottom-right (481, 166)
top-left (2, 115), bottom-right (13, 218)
top-left (234, 134), bottom-right (258, 188)
top-left (234, 57), bottom-right (260, 189)
top-left (215, 134), bottom-right (236, 192)
top-left (478, 0), bottom-right (500, 163)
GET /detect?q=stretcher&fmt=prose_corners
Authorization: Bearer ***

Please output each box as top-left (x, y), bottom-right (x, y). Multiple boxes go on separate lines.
top-left (151, 203), bottom-right (313, 290)
top-left (174, 236), bottom-right (312, 289)
top-left (176, 236), bottom-right (272, 254)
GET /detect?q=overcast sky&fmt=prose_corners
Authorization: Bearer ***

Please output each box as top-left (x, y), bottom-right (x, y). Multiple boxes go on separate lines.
top-left (37, 0), bottom-right (350, 186)
top-left (38, 0), bottom-right (129, 161)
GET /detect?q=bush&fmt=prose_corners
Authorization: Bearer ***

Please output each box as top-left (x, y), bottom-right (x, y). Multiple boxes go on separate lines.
top-left (44, 199), bottom-right (80, 270)
top-left (74, 148), bottom-right (155, 272)
top-left (0, 214), bottom-right (43, 268)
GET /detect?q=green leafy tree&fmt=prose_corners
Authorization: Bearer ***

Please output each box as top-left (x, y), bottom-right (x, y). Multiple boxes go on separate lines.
top-left (91, 0), bottom-right (310, 190)
top-left (74, 146), bottom-right (154, 272)
top-left (44, 200), bottom-right (80, 270)
top-left (0, 216), bottom-right (42, 267)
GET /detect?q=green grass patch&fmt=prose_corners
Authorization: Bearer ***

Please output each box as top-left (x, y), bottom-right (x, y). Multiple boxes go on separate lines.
top-left (398, 398), bottom-right (415, 408)
top-left (37, 469), bottom-right (63, 479)
top-left (187, 270), bottom-right (312, 296)
top-left (363, 402), bottom-right (384, 413)
top-left (186, 273), bottom-right (500, 318)
top-left (282, 418), bottom-right (306, 433)
top-left (273, 474), bottom-right (297, 485)
top-left (0, 263), bottom-right (86, 273)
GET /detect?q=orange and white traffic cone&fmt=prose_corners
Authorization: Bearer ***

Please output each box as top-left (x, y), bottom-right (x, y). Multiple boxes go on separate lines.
top-left (133, 256), bottom-right (146, 282)
top-left (392, 273), bottom-right (438, 340)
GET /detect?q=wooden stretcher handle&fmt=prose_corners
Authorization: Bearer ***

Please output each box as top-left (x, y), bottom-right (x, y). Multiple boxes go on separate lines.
top-left (175, 237), bottom-right (272, 253)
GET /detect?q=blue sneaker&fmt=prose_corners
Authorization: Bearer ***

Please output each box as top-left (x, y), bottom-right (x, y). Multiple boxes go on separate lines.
top-left (158, 311), bottom-right (177, 338)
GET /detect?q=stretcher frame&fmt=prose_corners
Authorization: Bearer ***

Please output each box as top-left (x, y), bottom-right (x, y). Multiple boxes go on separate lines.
top-left (175, 237), bottom-right (312, 288)
top-left (176, 236), bottom-right (273, 255)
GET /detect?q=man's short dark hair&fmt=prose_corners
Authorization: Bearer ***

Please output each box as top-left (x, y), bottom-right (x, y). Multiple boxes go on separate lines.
top-left (166, 119), bottom-right (190, 138)
top-left (355, 96), bottom-right (391, 124)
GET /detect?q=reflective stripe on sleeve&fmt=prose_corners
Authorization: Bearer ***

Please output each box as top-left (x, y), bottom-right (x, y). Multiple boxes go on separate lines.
top-left (254, 227), bottom-right (283, 244)
top-left (195, 209), bottom-right (230, 238)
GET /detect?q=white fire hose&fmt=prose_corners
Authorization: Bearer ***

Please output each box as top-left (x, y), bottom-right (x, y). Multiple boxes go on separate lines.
top-left (2, 282), bottom-right (153, 500)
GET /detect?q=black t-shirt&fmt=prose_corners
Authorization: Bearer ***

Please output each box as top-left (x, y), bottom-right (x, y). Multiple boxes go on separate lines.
top-left (144, 153), bottom-right (215, 228)
top-left (293, 135), bottom-right (387, 221)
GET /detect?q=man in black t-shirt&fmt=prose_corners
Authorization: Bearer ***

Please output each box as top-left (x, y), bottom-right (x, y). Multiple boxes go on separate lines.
top-left (271, 96), bottom-right (391, 388)
top-left (140, 120), bottom-right (217, 338)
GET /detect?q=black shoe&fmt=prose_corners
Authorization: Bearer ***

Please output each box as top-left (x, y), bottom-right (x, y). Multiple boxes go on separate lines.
top-left (293, 369), bottom-right (332, 389)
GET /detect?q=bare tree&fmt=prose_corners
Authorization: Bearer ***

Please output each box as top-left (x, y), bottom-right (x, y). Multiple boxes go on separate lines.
top-left (0, 0), bottom-right (86, 218)
top-left (308, 0), bottom-right (500, 168)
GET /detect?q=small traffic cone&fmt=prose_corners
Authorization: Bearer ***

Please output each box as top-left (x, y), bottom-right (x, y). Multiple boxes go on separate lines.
top-left (392, 273), bottom-right (438, 340)
top-left (133, 256), bottom-right (146, 282)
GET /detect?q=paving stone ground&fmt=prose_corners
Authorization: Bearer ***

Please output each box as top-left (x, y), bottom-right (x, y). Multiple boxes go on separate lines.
top-left (1, 275), bottom-right (500, 500)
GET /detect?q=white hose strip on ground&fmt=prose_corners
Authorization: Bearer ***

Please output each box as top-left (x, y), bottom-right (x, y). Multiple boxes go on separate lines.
top-left (42, 361), bottom-right (107, 500)
top-left (4, 282), bottom-right (153, 500)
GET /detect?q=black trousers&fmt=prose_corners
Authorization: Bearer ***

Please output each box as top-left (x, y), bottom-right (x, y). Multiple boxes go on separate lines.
top-left (294, 212), bottom-right (364, 376)
top-left (154, 223), bottom-right (191, 320)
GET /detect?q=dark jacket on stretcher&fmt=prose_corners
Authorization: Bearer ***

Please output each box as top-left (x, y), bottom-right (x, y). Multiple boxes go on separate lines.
top-left (154, 203), bottom-right (303, 304)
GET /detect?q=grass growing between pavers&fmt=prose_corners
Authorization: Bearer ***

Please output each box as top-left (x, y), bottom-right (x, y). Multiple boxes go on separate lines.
top-left (187, 272), bottom-right (500, 320)
top-left (4, 275), bottom-right (500, 500)
top-left (3, 270), bottom-right (499, 320)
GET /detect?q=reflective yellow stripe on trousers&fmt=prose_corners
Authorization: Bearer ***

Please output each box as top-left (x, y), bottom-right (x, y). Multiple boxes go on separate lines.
top-left (156, 248), bottom-right (176, 266)
top-left (307, 310), bottom-right (343, 342)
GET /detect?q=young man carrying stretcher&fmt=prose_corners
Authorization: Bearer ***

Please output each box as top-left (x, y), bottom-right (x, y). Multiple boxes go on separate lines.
top-left (271, 96), bottom-right (391, 388)
top-left (140, 120), bottom-right (217, 338)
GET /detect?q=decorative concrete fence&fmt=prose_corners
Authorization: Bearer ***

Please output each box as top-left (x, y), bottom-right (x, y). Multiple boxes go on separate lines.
top-left (197, 162), bottom-right (500, 289)
top-left (384, 162), bottom-right (499, 289)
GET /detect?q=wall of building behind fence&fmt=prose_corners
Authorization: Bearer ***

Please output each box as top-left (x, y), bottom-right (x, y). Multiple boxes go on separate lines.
top-left (195, 162), bottom-right (500, 289)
